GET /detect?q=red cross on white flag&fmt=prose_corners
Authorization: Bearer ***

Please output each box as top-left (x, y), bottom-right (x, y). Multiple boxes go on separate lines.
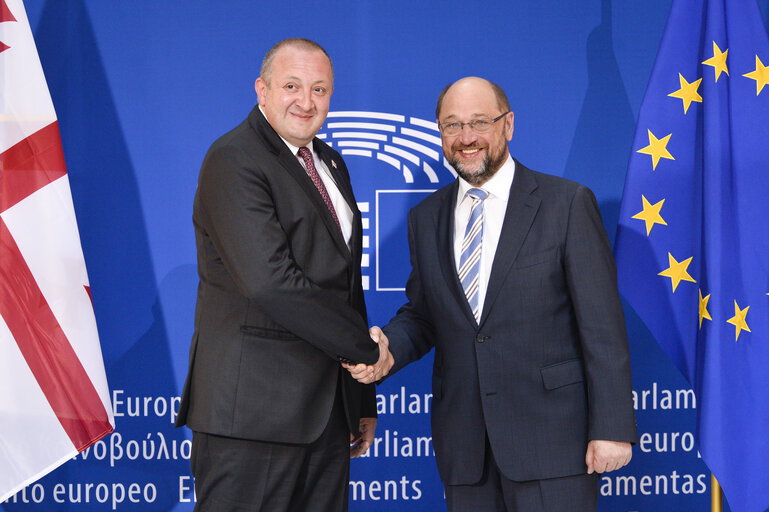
top-left (0, 0), bottom-right (114, 502)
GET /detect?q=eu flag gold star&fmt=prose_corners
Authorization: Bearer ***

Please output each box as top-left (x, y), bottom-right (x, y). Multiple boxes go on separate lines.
top-left (698, 289), bottom-right (712, 329)
top-left (668, 73), bottom-right (703, 113)
top-left (658, 252), bottom-right (696, 292)
top-left (631, 195), bottom-right (667, 235)
top-left (637, 130), bottom-right (674, 170)
top-left (726, 300), bottom-right (751, 341)
top-left (702, 41), bottom-right (729, 82)
top-left (743, 55), bottom-right (769, 95)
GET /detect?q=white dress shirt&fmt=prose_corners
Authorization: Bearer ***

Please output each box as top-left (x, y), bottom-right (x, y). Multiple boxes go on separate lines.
top-left (453, 154), bottom-right (516, 317)
top-left (260, 106), bottom-right (353, 248)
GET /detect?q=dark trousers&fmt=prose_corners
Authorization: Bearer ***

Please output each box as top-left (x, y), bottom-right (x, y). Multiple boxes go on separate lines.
top-left (445, 438), bottom-right (600, 512)
top-left (191, 391), bottom-right (349, 512)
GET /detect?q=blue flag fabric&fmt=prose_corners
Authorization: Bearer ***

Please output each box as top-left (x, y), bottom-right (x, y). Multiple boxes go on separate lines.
top-left (614, 1), bottom-right (769, 510)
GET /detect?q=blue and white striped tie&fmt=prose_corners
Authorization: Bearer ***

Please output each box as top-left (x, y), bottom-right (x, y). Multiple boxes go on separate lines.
top-left (458, 188), bottom-right (488, 322)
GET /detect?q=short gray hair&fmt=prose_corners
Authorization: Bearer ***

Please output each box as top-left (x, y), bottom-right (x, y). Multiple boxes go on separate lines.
top-left (260, 38), bottom-right (334, 84)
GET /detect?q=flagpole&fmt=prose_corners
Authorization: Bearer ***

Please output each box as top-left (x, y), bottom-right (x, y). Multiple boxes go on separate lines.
top-left (711, 474), bottom-right (723, 512)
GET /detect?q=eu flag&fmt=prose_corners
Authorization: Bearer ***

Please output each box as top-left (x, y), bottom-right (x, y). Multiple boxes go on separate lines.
top-left (614, 0), bottom-right (769, 510)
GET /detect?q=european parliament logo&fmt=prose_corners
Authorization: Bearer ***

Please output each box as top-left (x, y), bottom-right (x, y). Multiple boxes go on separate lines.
top-left (319, 111), bottom-right (457, 292)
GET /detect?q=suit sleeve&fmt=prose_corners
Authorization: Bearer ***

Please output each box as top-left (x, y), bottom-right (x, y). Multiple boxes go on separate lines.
top-left (360, 382), bottom-right (377, 418)
top-left (198, 144), bottom-right (379, 365)
top-left (383, 209), bottom-right (437, 375)
top-left (564, 186), bottom-right (638, 444)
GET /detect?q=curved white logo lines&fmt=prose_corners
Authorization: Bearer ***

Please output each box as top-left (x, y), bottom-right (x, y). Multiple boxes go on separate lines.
top-left (318, 111), bottom-right (456, 292)
top-left (318, 111), bottom-right (455, 184)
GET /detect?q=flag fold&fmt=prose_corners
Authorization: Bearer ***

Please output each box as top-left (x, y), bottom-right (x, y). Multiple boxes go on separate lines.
top-left (0, 0), bottom-right (114, 502)
top-left (615, 1), bottom-right (769, 510)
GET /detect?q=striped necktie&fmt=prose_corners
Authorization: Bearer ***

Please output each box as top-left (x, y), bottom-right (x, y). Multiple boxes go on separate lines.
top-left (458, 188), bottom-right (488, 322)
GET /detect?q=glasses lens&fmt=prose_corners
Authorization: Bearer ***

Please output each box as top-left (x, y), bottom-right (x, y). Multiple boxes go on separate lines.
top-left (441, 115), bottom-right (504, 135)
top-left (442, 123), bottom-right (460, 135)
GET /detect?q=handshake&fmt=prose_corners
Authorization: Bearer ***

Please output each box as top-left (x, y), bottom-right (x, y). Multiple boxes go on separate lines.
top-left (342, 326), bottom-right (394, 384)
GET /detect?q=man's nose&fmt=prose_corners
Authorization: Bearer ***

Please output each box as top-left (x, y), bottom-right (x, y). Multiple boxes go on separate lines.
top-left (297, 89), bottom-right (313, 110)
top-left (458, 124), bottom-right (478, 144)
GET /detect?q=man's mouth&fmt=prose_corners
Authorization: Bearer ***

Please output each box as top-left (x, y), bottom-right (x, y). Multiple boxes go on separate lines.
top-left (290, 111), bottom-right (315, 121)
top-left (457, 147), bottom-right (483, 157)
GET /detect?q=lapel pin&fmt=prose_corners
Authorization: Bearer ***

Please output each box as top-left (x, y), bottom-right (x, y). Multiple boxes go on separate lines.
top-left (331, 160), bottom-right (337, 169)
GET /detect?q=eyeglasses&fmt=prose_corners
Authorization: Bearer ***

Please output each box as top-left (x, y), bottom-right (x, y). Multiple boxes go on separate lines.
top-left (439, 112), bottom-right (509, 136)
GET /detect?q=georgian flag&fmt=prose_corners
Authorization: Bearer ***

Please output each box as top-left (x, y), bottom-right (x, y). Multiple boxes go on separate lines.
top-left (0, 0), bottom-right (114, 502)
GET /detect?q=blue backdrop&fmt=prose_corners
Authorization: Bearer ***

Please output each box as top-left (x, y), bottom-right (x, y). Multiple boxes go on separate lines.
top-left (4, 1), bottom-right (769, 510)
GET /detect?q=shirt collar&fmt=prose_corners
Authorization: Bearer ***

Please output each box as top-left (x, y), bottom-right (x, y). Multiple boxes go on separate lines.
top-left (259, 104), bottom-right (315, 157)
top-left (457, 153), bottom-right (515, 202)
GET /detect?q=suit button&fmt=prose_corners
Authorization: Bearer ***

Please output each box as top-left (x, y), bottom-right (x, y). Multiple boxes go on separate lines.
top-left (475, 334), bottom-right (486, 343)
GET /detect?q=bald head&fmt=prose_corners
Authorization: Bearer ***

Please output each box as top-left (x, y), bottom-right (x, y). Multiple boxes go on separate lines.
top-left (435, 77), bottom-right (510, 120)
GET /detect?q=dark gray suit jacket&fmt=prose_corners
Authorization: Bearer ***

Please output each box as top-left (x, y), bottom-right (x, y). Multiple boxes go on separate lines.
top-left (384, 161), bottom-right (638, 485)
top-left (176, 106), bottom-right (379, 443)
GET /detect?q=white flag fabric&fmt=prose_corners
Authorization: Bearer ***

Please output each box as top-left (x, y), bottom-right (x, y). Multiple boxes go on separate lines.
top-left (0, 0), bottom-right (114, 502)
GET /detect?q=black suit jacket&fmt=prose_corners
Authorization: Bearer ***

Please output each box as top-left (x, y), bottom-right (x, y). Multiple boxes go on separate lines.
top-left (384, 161), bottom-right (638, 485)
top-left (176, 106), bottom-right (379, 444)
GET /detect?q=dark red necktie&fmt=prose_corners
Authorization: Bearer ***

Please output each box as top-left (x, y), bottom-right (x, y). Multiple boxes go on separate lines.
top-left (298, 146), bottom-right (341, 229)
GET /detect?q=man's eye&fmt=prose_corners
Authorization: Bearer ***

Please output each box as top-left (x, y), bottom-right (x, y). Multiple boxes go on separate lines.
top-left (285, 84), bottom-right (296, 90)
top-left (473, 120), bottom-right (491, 128)
top-left (446, 123), bottom-right (461, 130)
top-left (314, 87), bottom-right (326, 94)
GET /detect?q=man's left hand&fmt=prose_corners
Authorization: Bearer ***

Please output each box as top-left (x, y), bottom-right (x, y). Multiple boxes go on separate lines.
top-left (350, 417), bottom-right (377, 458)
top-left (585, 440), bottom-right (632, 473)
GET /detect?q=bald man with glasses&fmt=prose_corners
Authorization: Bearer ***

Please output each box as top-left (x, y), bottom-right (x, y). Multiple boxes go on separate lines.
top-left (346, 77), bottom-right (638, 511)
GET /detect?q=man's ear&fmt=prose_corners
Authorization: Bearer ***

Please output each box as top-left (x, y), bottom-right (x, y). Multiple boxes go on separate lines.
top-left (254, 77), bottom-right (266, 105)
top-left (505, 112), bottom-right (515, 141)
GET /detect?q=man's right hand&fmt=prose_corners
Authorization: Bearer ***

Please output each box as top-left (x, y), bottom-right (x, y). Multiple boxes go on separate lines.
top-left (343, 326), bottom-right (393, 384)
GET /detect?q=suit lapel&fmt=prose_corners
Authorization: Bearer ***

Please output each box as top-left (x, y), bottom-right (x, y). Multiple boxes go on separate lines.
top-left (317, 148), bottom-right (351, 204)
top-left (435, 181), bottom-right (479, 327)
top-left (316, 143), bottom-right (362, 299)
top-left (249, 107), bottom-right (351, 261)
top-left (480, 162), bottom-right (540, 325)
top-left (316, 142), bottom-right (356, 259)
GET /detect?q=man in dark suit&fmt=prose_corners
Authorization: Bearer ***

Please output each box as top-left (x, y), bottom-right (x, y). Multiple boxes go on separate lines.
top-left (176, 38), bottom-right (392, 511)
top-left (347, 77), bottom-right (637, 511)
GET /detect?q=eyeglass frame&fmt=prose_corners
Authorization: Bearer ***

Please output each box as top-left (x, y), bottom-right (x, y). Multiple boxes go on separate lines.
top-left (438, 111), bottom-right (510, 136)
